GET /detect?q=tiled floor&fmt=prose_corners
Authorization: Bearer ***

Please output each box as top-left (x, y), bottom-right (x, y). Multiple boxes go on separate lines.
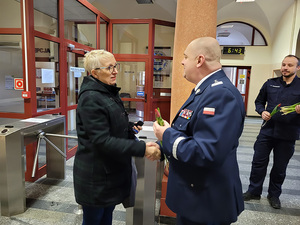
top-left (0, 117), bottom-right (300, 224)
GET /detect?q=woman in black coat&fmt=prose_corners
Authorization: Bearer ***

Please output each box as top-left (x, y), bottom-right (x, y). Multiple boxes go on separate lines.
top-left (74, 50), bottom-right (160, 225)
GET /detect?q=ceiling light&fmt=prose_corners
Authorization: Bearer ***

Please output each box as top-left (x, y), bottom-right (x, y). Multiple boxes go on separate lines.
top-left (236, 0), bottom-right (255, 2)
top-left (220, 25), bottom-right (234, 29)
top-left (136, 0), bottom-right (154, 4)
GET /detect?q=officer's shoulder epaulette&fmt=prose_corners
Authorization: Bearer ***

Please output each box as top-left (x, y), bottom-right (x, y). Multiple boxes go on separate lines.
top-left (211, 79), bottom-right (223, 87)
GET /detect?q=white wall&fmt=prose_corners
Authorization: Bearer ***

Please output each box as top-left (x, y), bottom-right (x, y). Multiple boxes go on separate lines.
top-left (221, 0), bottom-right (300, 116)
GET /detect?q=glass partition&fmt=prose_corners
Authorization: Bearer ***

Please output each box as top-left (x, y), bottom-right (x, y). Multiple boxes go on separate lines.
top-left (64, 0), bottom-right (96, 48)
top-left (0, 0), bottom-right (21, 28)
top-left (154, 24), bottom-right (175, 56)
top-left (34, 0), bottom-right (58, 37)
top-left (117, 61), bottom-right (146, 121)
top-left (67, 109), bottom-right (78, 149)
top-left (113, 24), bottom-right (149, 54)
top-left (0, 35), bottom-right (24, 113)
top-left (100, 18), bottom-right (107, 50)
top-left (35, 37), bottom-right (60, 112)
top-left (67, 52), bottom-right (85, 106)
top-left (237, 68), bottom-right (247, 95)
top-left (153, 59), bottom-right (172, 90)
top-left (217, 22), bottom-right (267, 46)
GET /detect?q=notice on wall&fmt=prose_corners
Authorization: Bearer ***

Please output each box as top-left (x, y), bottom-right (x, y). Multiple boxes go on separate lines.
top-left (41, 68), bottom-right (55, 84)
top-left (5, 75), bottom-right (14, 90)
top-left (70, 67), bottom-right (85, 78)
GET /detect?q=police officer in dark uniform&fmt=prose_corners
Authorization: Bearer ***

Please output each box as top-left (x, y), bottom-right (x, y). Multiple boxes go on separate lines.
top-left (153, 37), bottom-right (245, 225)
top-left (243, 55), bottom-right (300, 209)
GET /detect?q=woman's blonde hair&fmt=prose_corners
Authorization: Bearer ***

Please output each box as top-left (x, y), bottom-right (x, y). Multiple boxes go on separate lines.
top-left (83, 50), bottom-right (114, 74)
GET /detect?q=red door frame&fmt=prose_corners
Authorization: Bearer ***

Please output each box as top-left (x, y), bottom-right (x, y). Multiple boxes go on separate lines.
top-left (0, 1), bottom-right (175, 180)
top-left (108, 19), bottom-right (175, 121)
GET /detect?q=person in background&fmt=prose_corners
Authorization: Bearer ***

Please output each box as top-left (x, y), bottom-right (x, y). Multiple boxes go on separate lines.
top-left (153, 37), bottom-right (245, 225)
top-left (74, 50), bottom-right (161, 225)
top-left (243, 55), bottom-right (300, 209)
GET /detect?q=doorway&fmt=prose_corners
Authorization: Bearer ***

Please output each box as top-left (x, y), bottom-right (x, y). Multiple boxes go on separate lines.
top-left (223, 66), bottom-right (251, 112)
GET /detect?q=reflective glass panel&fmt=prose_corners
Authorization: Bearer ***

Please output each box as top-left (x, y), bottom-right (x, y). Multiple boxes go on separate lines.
top-left (100, 18), bottom-right (107, 50)
top-left (34, 0), bottom-right (58, 37)
top-left (237, 69), bottom-right (247, 94)
top-left (67, 52), bottom-right (86, 106)
top-left (153, 59), bottom-right (172, 90)
top-left (253, 30), bottom-right (266, 46)
top-left (0, 0), bottom-right (21, 28)
top-left (67, 109), bottom-right (78, 150)
top-left (216, 22), bottom-right (267, 46)
top-left (154, 25), bottom-right (175, 56)
top-left (64, 0), bottom-right (96, 48)
top-left (117, 61), bottom-right (146, 121)
top-left (223, 67), bottom-right (237, 86)
top-left (0, 35), bottom-right (24, 113)
top-left (35, 37), bottom-right (60, 112)
top-left (113, 24), bottom-right (149, 54)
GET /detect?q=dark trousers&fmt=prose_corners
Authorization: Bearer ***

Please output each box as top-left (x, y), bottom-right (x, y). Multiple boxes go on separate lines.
top-left (176, 215), bottom-right (231, 225)
top-left (248, 134), bottom-right (295, 197)
top-left (82, 205), bottom-right (115, 225)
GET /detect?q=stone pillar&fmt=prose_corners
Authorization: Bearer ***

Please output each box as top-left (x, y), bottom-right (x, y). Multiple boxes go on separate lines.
top-left (170, 0), bottom-right (218, 120)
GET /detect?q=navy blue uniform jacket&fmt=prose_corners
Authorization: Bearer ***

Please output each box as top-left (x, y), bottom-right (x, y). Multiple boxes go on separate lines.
top-left (162, 70), bottom-right (245, 223)
top-left (255, 76), bottom-right (300, 140)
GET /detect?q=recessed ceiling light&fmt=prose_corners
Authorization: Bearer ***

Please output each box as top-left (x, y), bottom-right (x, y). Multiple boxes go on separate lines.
top-left (220, 25), bottom-right (234, 29)
top-left (236, 0), bottom-right (255, 2)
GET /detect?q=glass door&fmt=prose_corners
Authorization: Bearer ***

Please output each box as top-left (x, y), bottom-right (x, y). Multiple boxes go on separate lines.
top-left (117, 61), bottom-right (146, 122)
top-left (66, 51), bottom-right (86, 157)
top-left (223, 66), bottom-right (251, 111)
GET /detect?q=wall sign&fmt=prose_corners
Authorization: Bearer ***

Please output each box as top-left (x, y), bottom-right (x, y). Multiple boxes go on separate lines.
top-left (14, 78), bottom-right (24, 90)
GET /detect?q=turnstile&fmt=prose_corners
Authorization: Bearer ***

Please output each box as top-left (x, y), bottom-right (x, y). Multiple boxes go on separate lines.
top-left (126, 121), bottom-right (164, 225)
top-left (0, 115), bottom-right (66, 216)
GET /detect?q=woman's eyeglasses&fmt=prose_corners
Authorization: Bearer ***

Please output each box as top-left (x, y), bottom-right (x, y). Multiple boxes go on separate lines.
top-left (95, 63), bottom-right (120, 73)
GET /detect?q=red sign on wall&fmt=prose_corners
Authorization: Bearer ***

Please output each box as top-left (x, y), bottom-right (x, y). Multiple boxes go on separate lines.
top-left (14, 78), bottom-right (24, 90)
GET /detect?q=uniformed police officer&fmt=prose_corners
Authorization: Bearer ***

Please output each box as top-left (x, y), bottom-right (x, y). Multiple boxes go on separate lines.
top-left (243, 55), bottom-right (300, 209)
top-left (153, 37), bottom-right (245, 225)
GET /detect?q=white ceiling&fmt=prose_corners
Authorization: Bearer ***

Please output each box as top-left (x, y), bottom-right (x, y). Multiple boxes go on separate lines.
top-left (89, 0), bottom-right (295, 43)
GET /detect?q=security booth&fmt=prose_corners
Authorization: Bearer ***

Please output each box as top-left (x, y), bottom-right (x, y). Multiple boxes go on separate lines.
top-left (0, 114), bottom-right (67, 216)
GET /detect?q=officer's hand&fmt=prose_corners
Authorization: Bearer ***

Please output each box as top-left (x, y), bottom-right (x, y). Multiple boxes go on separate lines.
top-left (295, 105), bottom-right (300, 114)
top-left (153, 120), bottom-right (170, 141)
top-left (145, 142), bottom-right (161, 161)
top-left (262, 111), bottom-right (271, 121)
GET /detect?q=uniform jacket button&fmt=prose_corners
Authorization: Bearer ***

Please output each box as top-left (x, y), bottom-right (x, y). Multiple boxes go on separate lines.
top-left (191, 183), bottom-right (194, 187)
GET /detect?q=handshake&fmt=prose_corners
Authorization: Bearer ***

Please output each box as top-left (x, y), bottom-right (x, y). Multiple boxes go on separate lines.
top-left (144, 142), bottom-right (161, 161)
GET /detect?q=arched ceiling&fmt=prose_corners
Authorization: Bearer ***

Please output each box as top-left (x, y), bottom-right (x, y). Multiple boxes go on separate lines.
top-left (90, 0), bottom-right (295, 43)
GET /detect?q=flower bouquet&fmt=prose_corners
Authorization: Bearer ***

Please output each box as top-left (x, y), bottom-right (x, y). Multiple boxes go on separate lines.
top-left (261, 103), bottom-right (281, 127)
top-left (280, 102), bottom-right (300, 115)
top-left (155, 107), bottom-right (169, 176)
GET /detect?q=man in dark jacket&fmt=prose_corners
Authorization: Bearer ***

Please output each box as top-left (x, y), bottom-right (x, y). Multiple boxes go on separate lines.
top-left (74, 50), bottom-right (160, 225)
top-left (243, 55), bottom-right (300, 209)
top-left (153, 37), bottom-right (245, 225)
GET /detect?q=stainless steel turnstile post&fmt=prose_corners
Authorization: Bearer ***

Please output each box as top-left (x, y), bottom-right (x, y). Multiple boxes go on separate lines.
top-left (126, 121), bottom-right (163, 225)
top-left (0, 115), bottom-right (67, 216)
